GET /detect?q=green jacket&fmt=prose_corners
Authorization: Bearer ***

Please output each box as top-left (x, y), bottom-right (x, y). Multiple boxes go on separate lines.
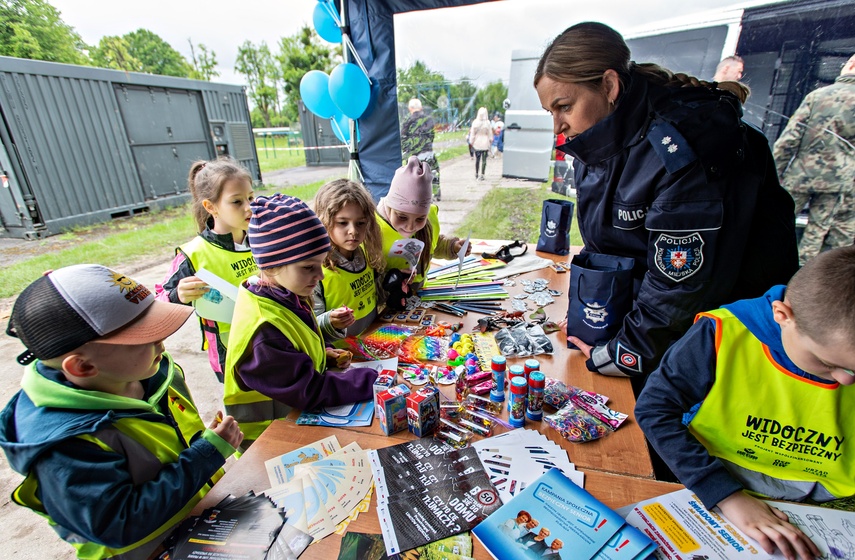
top-left (773, 74), bottom-right (855, 194)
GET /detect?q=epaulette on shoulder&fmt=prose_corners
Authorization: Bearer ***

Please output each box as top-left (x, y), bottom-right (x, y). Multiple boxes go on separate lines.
top-left (646, 121), bottom-right (697, 174)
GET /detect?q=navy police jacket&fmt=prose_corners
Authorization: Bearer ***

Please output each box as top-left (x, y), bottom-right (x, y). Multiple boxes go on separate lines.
top-left (560, 71), bottom-right (798, 379)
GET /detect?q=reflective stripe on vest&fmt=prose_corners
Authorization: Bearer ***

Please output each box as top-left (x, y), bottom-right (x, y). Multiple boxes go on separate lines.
top-left (223, 287), bottom-right (327, 445)
top-left (689, 308), bottom-right (855, 500)
top-left (321, 247), bottom-right (377, 329)
top-left (378, 204), bottom-right (440, 285)
top-left (179, 235), bottom-right (258, 346)
top-left (11, 354), bottom-right (221, 560)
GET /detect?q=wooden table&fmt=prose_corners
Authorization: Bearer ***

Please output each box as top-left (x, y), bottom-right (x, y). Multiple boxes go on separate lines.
top-left (285, 248), bottom-right (655, 478)
top-left (192, 422), bottom-right (681, 559)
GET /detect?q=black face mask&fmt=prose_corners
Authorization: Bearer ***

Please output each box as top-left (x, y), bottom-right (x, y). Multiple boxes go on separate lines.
top-left (482, 240), bottom-right (528, 263)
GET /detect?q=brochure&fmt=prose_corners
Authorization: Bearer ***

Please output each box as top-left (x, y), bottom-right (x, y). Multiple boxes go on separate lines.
top-left (296, 399), bottom-right (375, 427)
top-left (623, 488), bottom-right (855, 559)
top-left (368, 439), bottom-right (501, 556)
top-left (193, 267), bottom-right (239, 324)
top-left (473, 469), bottom-right (653, 560)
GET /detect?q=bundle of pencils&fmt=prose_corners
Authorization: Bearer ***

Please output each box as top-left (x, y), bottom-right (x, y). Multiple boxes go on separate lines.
top-left (419, 257), bottom-right (509, 306)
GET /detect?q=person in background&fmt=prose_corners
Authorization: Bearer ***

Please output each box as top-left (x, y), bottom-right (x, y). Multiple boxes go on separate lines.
top-left (0, 264), bottom-right (242, 559)
top-left (223, 194), bottom-right (378, 449)
top-left (773, 53), bottom-right (855, 266)
top-left (536, 22), bottom-right (798, 383)
top-left (156, 158), bottom-right (257, 383)
top-left (636, 246), bottom-right (855, 560)
top-left (491, 112), bottom-right (505, 158)
top-left (311, 179), bottom-right (385, 340)
top-left (713, 55), bottom-right (744, 82)
top-left (469, 107), bottom-right (494, 180)
top-left (400, 97), bottom-right (441, 200)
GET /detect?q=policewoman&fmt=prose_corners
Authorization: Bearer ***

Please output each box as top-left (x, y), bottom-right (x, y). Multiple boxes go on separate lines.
top-left (535, 22), bottom-right (798, 383)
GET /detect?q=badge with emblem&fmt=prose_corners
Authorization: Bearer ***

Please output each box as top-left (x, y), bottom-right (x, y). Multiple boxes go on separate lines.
top-left (616, 342), bottom-right (642, 374)
top-left (654, 232), bottom-right (704, 282)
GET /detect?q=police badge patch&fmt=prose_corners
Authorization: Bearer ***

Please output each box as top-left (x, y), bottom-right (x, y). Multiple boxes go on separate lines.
top-left (654, 232), bottom-right (704, 282)
top-left (616, 342), bottom-right (642, 374)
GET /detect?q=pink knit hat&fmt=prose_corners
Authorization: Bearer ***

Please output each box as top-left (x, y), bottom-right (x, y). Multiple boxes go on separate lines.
top-left (385, 156), bottom-right (433, 215)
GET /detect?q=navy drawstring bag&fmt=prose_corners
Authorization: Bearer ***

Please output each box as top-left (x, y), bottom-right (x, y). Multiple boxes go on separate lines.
top-left (566, 252), bottom-right (635, 349)
top-left (536, 199), bottom-right (575, 255)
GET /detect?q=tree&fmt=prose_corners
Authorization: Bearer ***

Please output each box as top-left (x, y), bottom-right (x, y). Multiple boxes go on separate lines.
top-left (123, 29), bottom-right (192, 77)
top-left (397, 60), bottom-right (447, 109)
top-left (235, 41), bottom-right (280, 128)
top-left (474, 80), bottom-right (509, 117)
top-left (188, 40), bottom-right (219, 81)
top-left (0, 0), bottom-right (88, 64)
top-left (450, 77), bottom-right (477, 124)
top-left (89, 36), bottom-right (141, 72)
top-left (276, 25), bottom-right (339, 124)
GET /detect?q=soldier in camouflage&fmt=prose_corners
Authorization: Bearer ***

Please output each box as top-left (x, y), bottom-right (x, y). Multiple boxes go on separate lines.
top-left (401, 98), bottom-right (441, 200)
top-left (773, 54), bottom-right (855, 266)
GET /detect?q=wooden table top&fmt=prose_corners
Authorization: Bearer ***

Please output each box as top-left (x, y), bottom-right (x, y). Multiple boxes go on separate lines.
top-left (192, 422), bottom-right (680, 560)
top-left (285, 248), bottom-right (654, 479)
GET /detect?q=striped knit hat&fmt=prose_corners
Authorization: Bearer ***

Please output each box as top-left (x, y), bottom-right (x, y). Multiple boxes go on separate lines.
top-left (249, 194), bottom-right (331, 269)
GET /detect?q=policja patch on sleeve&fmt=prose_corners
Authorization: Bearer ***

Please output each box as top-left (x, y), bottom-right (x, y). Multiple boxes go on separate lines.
top-left (654, 232), bottom-right (705, 282)
top-left (647, 121), bottom-right (697, 174)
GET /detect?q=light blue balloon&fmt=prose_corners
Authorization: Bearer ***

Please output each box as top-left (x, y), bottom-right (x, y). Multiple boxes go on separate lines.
top-left (299, 70), bottom-right (336, 119)
top-left (330, 111), bottom-right (360, 144)
top-left (329, 63), bottom-right (371, 119)
top-left (313, 3), bottom-right (341, 43)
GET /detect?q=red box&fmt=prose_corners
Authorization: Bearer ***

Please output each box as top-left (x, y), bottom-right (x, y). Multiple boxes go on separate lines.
top-left (377, 384), bottom-right (410, 436)
top-left (406, 385), bottom-right (440, 437)
top-left (373, 370), bottom-right (397, 408)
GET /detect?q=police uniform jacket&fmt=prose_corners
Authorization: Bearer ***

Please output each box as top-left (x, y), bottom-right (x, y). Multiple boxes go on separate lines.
top-left (560, 70), bottom-right (798, 378)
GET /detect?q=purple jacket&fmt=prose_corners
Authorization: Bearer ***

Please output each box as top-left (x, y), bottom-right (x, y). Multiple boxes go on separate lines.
top-left (236, 282), bottom-right (378, 410)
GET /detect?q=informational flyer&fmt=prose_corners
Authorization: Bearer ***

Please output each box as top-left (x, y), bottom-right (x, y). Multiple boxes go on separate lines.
top-left (623, 488), bottom-right (855, 559)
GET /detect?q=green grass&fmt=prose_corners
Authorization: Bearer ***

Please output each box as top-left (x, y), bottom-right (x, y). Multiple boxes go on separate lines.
top-left (255, 138), bottom-right (308, 173)
top-left (0, 181), bottom-right (328, 299)
top-left (454, 183), bottom-right (581, 246)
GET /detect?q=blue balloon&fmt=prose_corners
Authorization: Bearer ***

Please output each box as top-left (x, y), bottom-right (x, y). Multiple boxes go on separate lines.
top-left (330, 111), bottom-right (360, 144)
top-left (299, 70), bottom-right (336, 119)
top-left (329, 63), bottom-right (371, 119)
top-left (313, 3), bottom-right (341, 43)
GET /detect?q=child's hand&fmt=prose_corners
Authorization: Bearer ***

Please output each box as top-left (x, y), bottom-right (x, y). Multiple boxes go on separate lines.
top-left (329, 306), bottom-right (355, 330)
top-left (453, 239), bottom-right (472, 256)
top-left (326, 348), bottom-right (353, 369)
top-left (209, 412), bottom-right (244, 449)
top-left (177, 276), bottom-right (209, 304)
top-left (717, 491), bottom-right (820, 560)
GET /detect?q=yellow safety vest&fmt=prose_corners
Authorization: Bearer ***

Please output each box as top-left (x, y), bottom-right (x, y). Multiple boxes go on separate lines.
top-left (224, 286), bottom-right (327, 447)
top-left (689, 308), bottom-right (855, 500)
top-left (179, 235), bottom-right (257, 348)
top-left (378, 204), bottom-right (440, 286)
top-left (12, 355), bottom-right (223, 560)
top-left (321, 248), bottom-right (377, 325)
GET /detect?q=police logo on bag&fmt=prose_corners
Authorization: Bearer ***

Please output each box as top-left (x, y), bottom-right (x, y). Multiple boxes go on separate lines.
top-left (544, 219), bottom-right (557, 238)
top-left (654, 232), bottom-right (704, 282)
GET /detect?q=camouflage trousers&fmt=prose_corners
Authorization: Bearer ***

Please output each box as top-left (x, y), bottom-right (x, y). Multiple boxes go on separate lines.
top-left (790, 190), bottom-right (855, 266)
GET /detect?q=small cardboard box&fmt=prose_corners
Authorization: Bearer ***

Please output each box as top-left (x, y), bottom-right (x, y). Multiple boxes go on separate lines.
top-left (373, 370), bottom-right (397, 408)
top-left (406, 385), bottom-right (440, 437)
top-left (377, 384), bottom-right (410, 436)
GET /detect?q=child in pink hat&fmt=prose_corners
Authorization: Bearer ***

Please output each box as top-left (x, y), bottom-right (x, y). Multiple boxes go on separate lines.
top-left (376, 156), bottom-right (469, 291)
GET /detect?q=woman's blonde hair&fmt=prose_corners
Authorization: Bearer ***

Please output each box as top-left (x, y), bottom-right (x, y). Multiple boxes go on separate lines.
top-left (534, 22), bottom-right (749, 104)
top-left (187, 157), bottom-right (252, 233)
top-left (312, 179), bottom-right (385, 272)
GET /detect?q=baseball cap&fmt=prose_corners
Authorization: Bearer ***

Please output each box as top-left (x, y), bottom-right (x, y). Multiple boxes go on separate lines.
top-left (6, 264), bottom-right (194, 365)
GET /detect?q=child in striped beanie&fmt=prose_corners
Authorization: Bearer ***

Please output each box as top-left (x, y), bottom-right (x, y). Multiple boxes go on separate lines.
top-left (222, 193), bottom-right (379, 449)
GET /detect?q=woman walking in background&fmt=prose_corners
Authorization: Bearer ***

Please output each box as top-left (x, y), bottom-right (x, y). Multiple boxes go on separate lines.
top-left (469, 107), bottom-right (493, 180)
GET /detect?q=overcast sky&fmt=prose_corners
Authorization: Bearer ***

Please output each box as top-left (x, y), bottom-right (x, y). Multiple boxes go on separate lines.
top-left (50, 0), bottom-right (755, 87)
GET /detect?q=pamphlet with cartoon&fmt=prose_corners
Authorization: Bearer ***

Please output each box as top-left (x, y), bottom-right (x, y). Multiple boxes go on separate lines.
top-left (388, 238), bottom-right (425, 282)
